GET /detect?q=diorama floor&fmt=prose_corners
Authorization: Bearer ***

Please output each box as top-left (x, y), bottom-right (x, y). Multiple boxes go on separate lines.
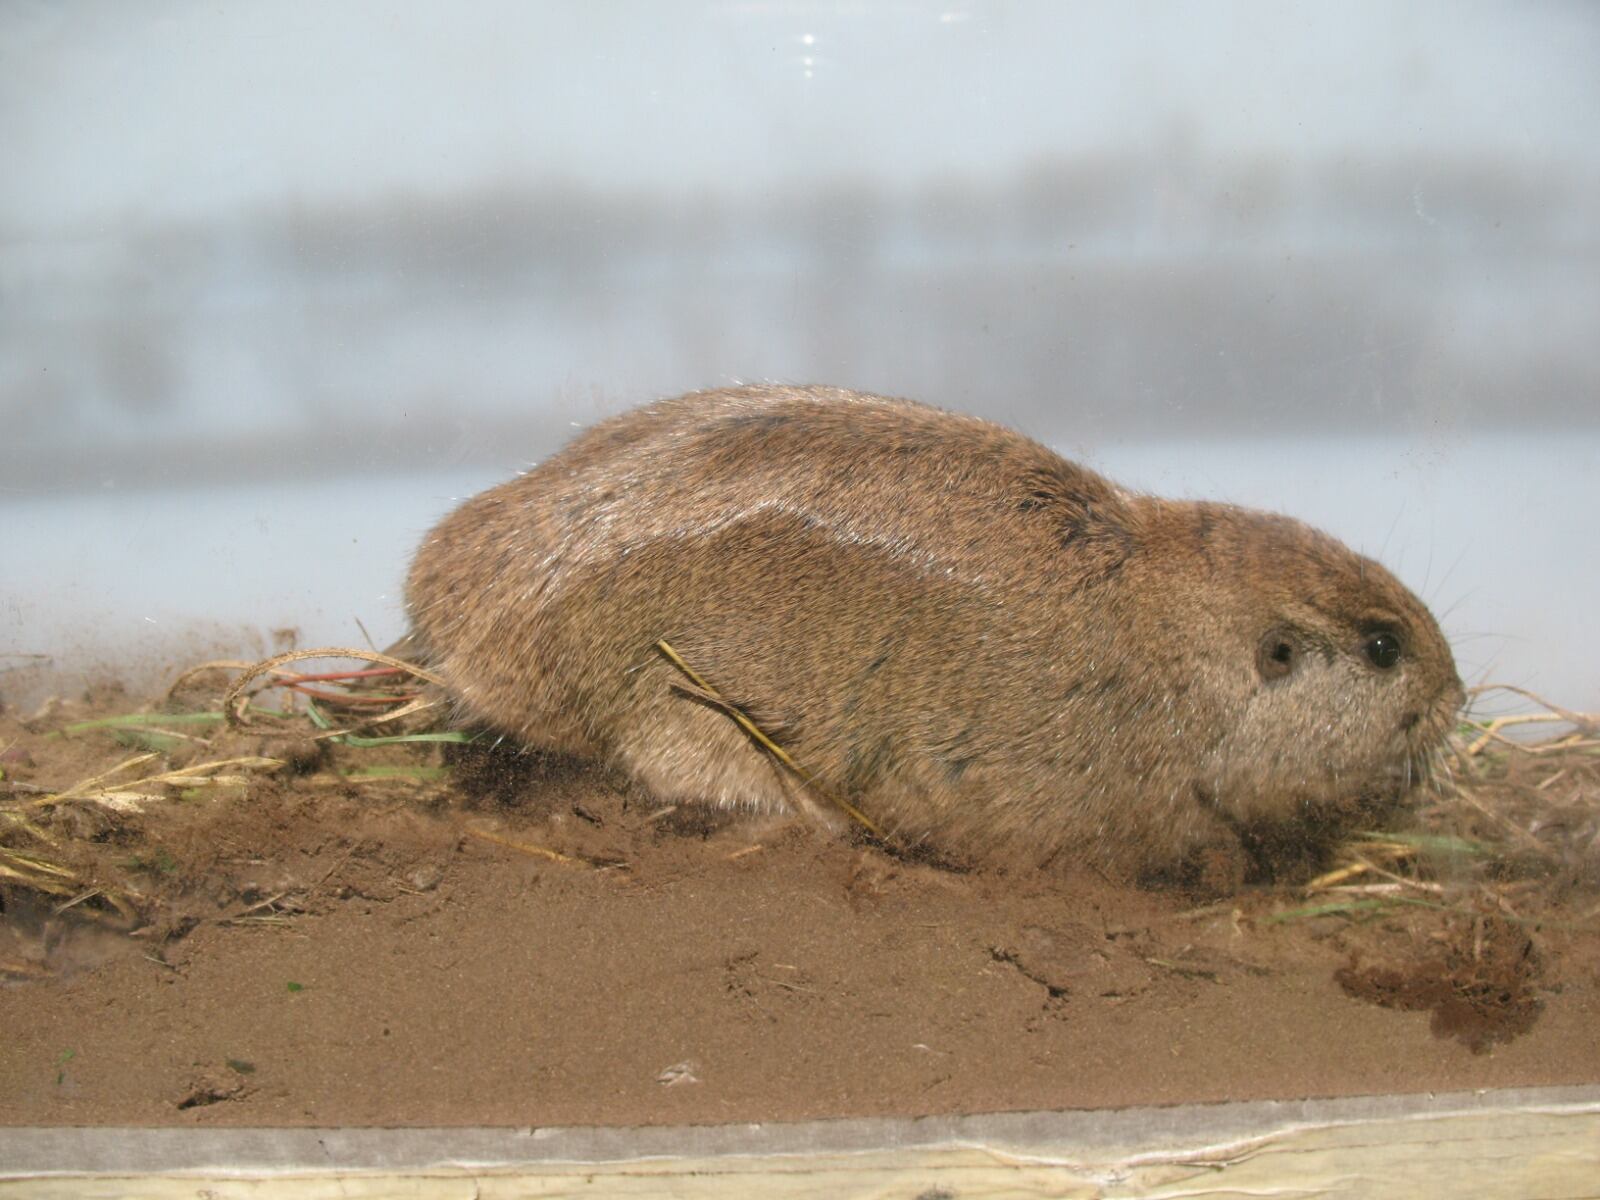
top-left (1, 685), bottom-right (1596, 1128)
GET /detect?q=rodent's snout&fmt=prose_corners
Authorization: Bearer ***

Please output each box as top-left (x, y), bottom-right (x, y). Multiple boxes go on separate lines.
top-left (1403, 673), bottom-right (1466, 750)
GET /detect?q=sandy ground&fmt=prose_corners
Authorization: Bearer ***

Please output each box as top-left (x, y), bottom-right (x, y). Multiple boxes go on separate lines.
top-left (1, 678), bottom-right (1596, 1127)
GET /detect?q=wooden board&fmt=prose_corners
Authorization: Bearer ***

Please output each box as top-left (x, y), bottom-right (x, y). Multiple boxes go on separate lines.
top-left (3, 1085), bottom-right (1598, 1198)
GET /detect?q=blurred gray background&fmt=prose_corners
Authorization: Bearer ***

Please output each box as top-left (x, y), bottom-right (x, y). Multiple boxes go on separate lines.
top-left (2, 1), bottom-right (1596, 710)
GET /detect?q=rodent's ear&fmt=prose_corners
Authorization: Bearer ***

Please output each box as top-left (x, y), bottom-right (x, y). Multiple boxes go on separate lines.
top-left (1256, 627), bottom-right (1301, 682)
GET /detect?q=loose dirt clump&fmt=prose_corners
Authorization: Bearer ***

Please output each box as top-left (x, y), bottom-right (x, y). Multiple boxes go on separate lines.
top-left (1335, 912), bottom-right (1545, 1054)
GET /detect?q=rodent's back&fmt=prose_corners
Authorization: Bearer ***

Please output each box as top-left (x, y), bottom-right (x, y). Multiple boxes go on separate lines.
top-left (413, 384), bottom-right (1133, 595)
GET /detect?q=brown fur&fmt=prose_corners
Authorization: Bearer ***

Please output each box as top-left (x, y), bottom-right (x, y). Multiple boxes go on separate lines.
top-left (406, 385), bottom-right (1465, 876)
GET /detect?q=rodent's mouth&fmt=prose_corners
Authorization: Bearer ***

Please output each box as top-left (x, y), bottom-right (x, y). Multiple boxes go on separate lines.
top-left (1387, 694), bottom-right (1462, 800)
top-left (1398, 680), bottom-right (1465, 755)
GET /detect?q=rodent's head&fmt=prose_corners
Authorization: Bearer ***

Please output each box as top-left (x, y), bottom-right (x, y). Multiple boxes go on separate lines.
top-left (1136, 501), bottom-right (1465, 829)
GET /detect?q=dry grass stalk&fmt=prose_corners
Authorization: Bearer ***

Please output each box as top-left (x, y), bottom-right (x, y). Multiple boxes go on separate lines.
top-left (220, 647), bottom-right (445, 732)
top-left (655, 638), bottom-right (883, 836)
top-left (466, 825), bottom-right (588, 867)
top-left (25, 755), bottom-right (284, 812)
top-left (167, 658), bottom-right (294, 700)
top-left (1459, 685), bottom-right (1600, 756)
top-left (0, 847), bottom-right (139, 921)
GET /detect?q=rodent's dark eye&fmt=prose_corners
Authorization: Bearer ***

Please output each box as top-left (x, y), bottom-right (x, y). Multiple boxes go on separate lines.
top-left (1364, 632), bottom-right (1403, 670)
top-left (1256, 630), bottom-right (1298, 682)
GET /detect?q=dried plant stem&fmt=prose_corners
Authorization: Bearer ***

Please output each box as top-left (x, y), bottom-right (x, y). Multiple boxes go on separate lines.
top-left (221, 647), bottom-right (446, 729)
top-left (655, 639), bottom-right (882, 836)
top-left (25, 756), bottom-right (283, 811)
top-left (466, 825), bottom-right (586, 866)
top-left (1459, 685), bottom-right (1600, 756)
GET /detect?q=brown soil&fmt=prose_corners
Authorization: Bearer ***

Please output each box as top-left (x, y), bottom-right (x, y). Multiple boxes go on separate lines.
top-left (2, 679), bottom-right (1598, 1128)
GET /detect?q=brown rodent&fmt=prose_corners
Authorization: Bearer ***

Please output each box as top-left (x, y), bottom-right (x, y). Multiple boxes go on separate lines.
top-left (406, 385), bottom-right (1464, 878)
